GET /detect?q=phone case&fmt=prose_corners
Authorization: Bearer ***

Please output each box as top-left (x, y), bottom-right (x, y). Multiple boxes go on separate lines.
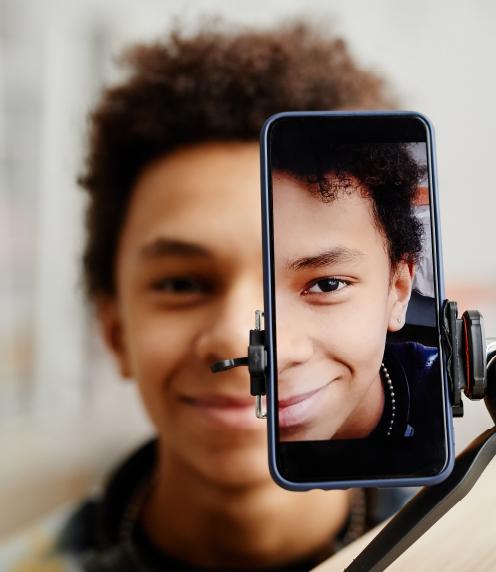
top-left (260, 110), bottom-right (455, 490)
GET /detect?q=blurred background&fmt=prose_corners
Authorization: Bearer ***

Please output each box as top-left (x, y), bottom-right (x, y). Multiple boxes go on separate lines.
top-left (1, 0), bottom-right (495, 544)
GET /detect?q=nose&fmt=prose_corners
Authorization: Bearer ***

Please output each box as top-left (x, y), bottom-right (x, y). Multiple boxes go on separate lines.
top-left (276, 299), bottom-right (314, 376)
top-left (194, 278), bottom-right (263, 369)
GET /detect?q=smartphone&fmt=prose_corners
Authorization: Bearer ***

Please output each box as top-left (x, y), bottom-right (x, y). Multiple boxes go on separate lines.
top-left (260, 111), bottom-right (455, 490)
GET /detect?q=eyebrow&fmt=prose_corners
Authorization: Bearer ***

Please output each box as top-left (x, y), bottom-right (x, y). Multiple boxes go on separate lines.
top-left (286, 246), bottom-right (364, 271)
top-left (139, 238), bottom-right (212, 260)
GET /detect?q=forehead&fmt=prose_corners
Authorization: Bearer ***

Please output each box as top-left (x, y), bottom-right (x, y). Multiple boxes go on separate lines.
top-left (272, 172), bottom-right (388, 263)
top-left (118, 141), bottom-right (262, 263)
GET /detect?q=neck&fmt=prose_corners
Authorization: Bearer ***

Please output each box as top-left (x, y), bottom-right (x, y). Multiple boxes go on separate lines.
top-left (141, 443), bottom-right (351, 569)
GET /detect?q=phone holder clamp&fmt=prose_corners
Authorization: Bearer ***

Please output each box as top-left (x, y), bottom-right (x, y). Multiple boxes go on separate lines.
top-left (210, 310), bottom-right (268, 419)
top-left (442, 300), bottom-right (487, 417)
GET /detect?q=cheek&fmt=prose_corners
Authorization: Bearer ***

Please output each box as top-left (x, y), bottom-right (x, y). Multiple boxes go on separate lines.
top-left (307, 291), bottom-right (391, 375)
top-left (123, 310), bottom-right (201, 424)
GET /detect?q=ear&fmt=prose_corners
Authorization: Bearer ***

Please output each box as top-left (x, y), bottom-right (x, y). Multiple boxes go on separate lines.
top-left (95, 296), bottom-right (132, 379)
top-left (388, 261), bottom-right (415, 332)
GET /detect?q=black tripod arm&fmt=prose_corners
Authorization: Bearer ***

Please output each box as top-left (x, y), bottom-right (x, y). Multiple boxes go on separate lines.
top-left (344, 426), bottom-right (496, 571)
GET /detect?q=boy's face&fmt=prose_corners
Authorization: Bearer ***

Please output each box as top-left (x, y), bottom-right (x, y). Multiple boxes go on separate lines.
top-left (272, 172), bottom-right (413, 441)
top-left (100, 142), bottom-right (268, 486)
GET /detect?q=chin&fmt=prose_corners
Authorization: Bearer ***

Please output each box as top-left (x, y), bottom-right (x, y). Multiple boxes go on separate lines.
top-left (192, 436), bottom-right (271, 488)
top-left (280, 421), bottom-right (337, 442)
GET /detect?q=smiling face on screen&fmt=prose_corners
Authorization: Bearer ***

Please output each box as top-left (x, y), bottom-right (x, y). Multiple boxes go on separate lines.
top-left (272, 172), bottom-right (413, 441)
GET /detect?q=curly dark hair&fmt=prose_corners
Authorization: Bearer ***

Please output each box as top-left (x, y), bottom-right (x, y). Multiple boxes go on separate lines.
top-left (270, 118), bottom-right (424, 267)
top-left (79, 22), bottom-right (395, 299)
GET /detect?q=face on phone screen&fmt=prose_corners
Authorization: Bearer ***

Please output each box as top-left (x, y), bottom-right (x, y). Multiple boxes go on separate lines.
top-left (262, 113), bottom-right (453, 487)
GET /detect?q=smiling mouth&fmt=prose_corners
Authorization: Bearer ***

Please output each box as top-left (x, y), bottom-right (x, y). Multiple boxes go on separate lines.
top-left (278, 382), bottom-right (331, 429)
top-left (179, 394), bottom-right (262, 430)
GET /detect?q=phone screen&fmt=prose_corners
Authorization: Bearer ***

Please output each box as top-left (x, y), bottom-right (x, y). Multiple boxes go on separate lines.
top-left (261, 112), bottom-right (454, 488)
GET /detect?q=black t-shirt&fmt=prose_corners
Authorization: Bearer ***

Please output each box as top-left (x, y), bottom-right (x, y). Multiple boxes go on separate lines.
top-left (56, 440), bottom-right (416, 571)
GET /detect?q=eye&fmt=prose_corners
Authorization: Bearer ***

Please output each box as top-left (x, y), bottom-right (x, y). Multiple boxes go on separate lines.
top-left (150, 276), bottom-right (211, 295)
top-left (301, 278), bottom-right (349, 296)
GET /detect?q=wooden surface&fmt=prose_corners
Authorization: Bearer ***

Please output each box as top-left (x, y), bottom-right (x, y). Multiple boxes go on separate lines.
top-left (314, 456), bottom-right (496, 571)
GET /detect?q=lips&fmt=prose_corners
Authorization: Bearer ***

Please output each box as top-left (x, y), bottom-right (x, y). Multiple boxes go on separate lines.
top-left (178, 382), bottom-right (330, 432)
top-left (182, 395), bottom-right (254, 408)
top-left (278, 383), bottom-right (331, 429)
top-left (278, 386), bottom-right (326, 408)
top-left (179, 394), bottom-right (263, 430)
